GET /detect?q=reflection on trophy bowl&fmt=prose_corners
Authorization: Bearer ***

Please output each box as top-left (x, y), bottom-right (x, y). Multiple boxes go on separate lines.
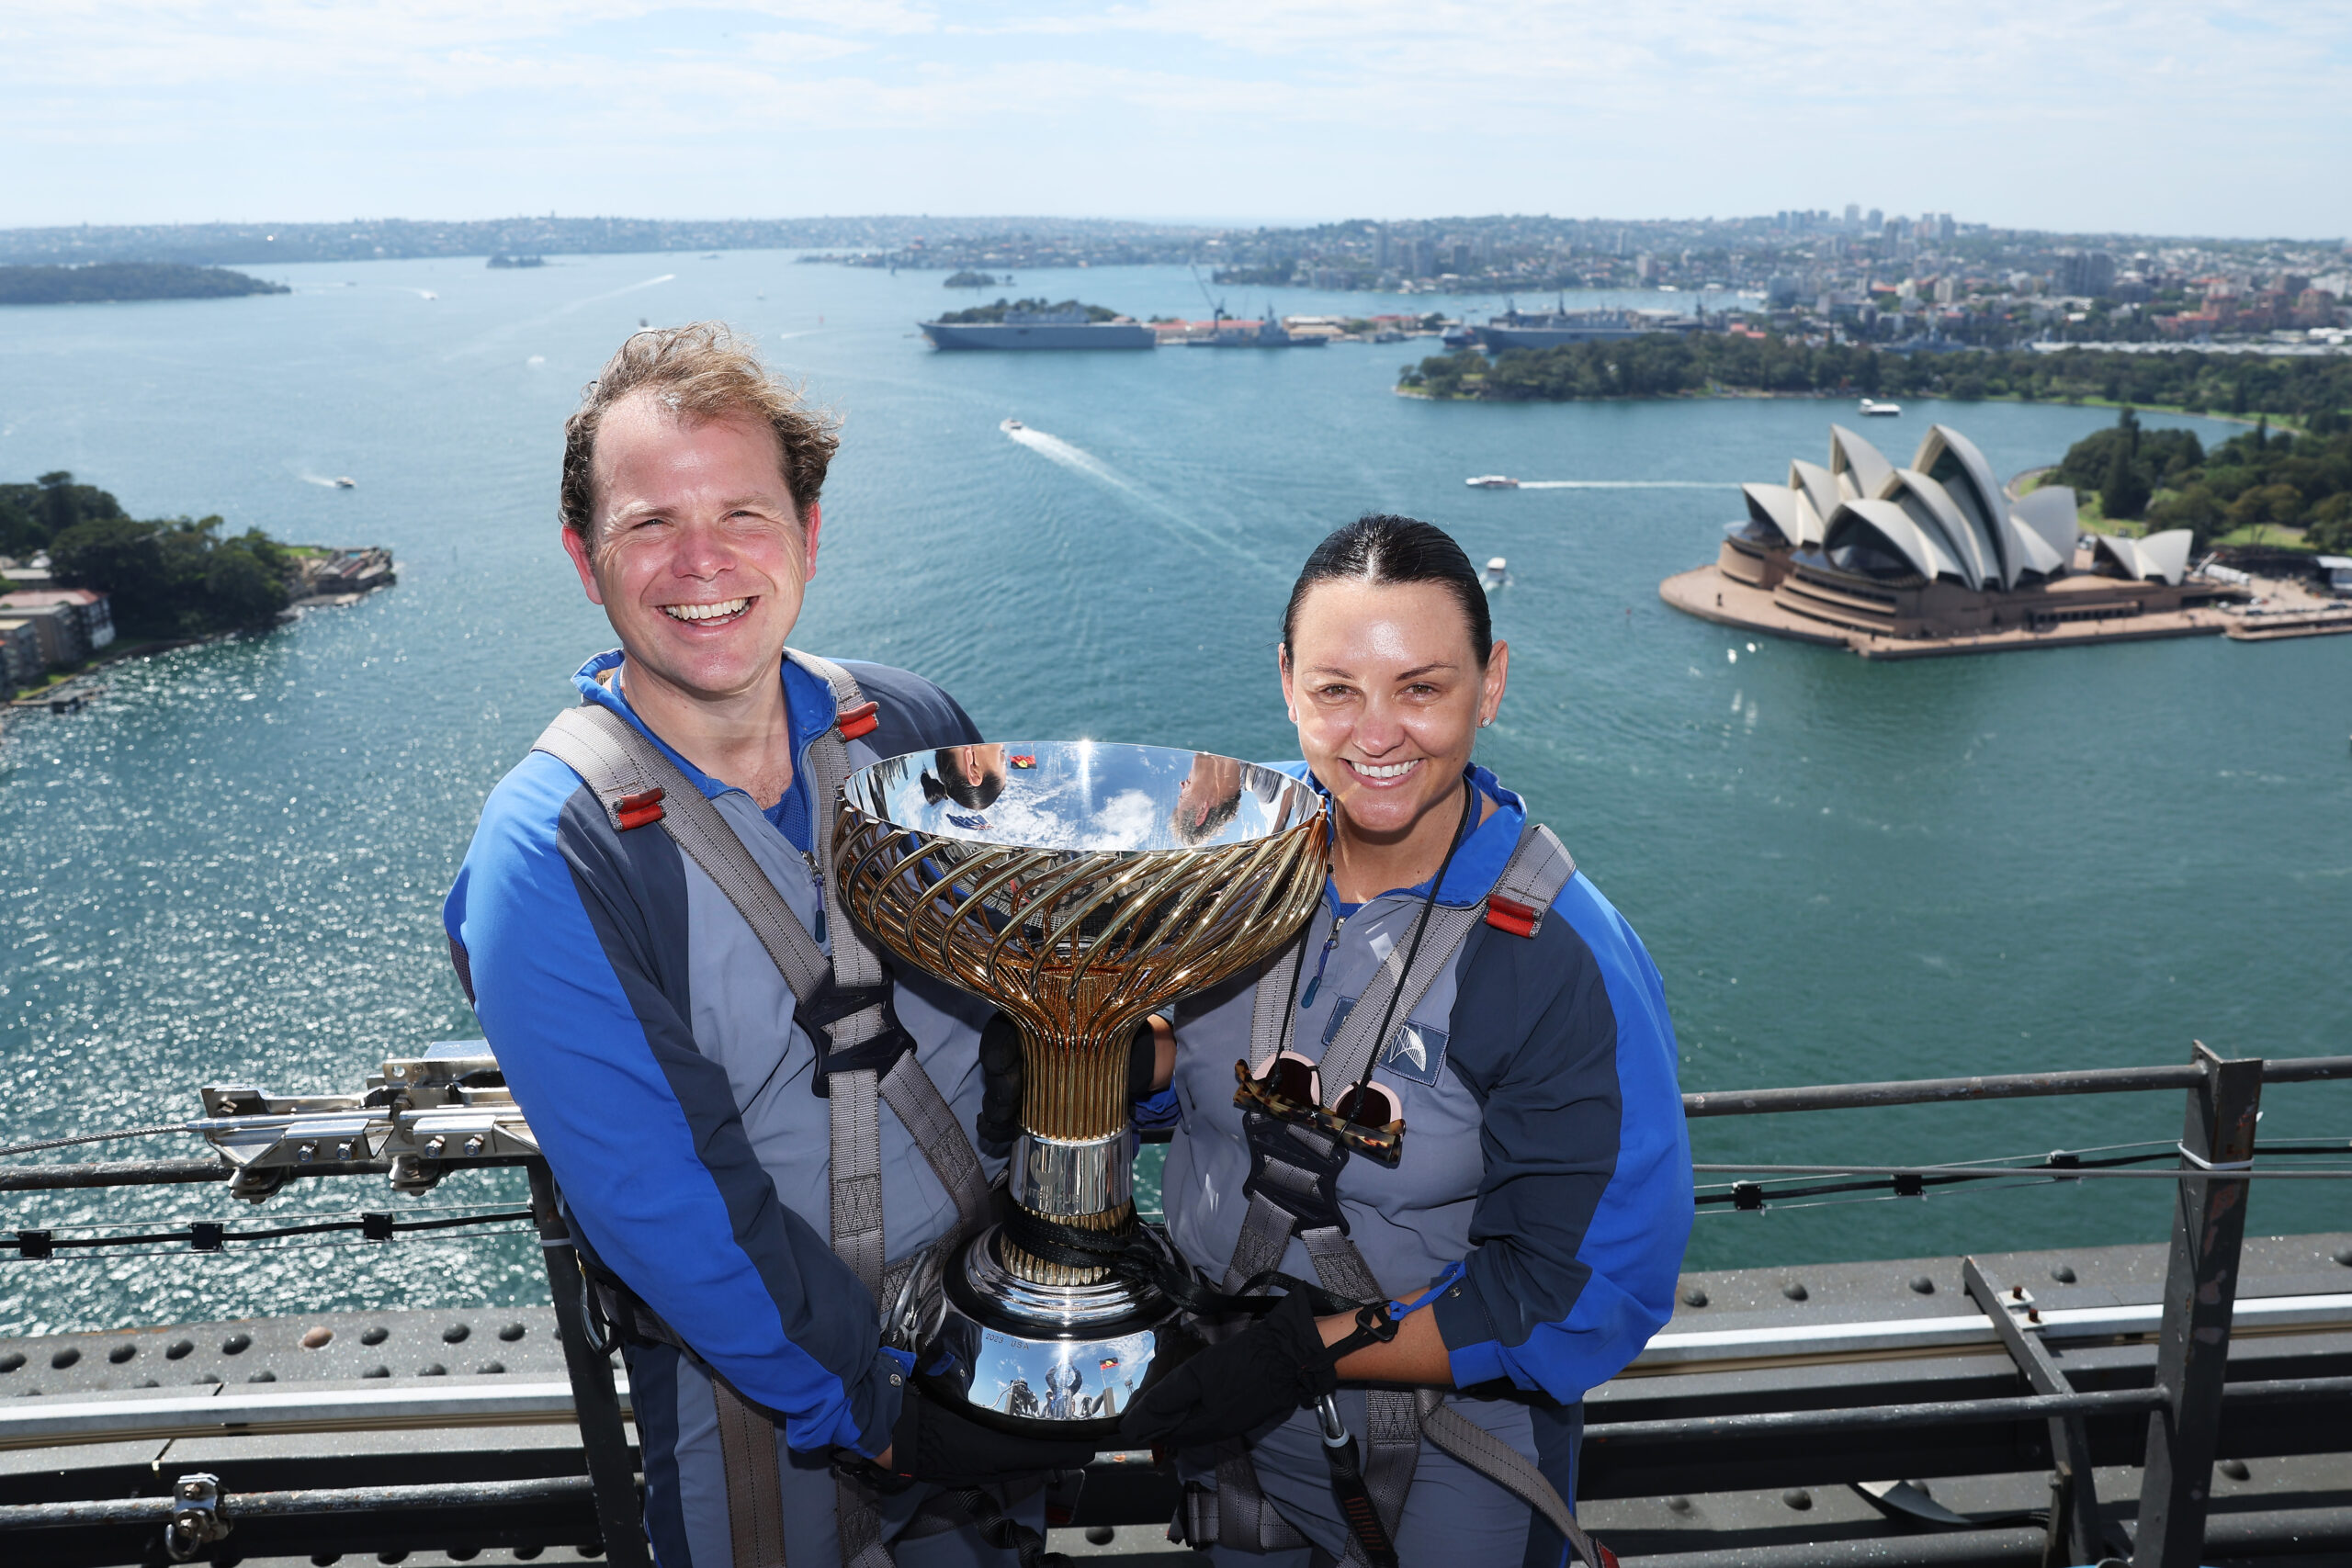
top-left (838, 742), bottom-right (1327, 1434)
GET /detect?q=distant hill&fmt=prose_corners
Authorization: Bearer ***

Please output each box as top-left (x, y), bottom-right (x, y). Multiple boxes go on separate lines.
top-left (0, 216), bottom-right (1204, 268)
top-left (0, 264), bottom-right (289, 305)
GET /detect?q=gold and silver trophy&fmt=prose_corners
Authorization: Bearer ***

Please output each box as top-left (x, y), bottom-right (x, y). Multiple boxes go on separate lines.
top-left (835, 743), bottom-right (1326, 1436)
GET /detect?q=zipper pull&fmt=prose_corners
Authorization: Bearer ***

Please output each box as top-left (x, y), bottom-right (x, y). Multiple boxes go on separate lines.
top-left (1300, 916), bottom-right (1344, 1010)
top-left (803, 852), bottom-right (828, 945)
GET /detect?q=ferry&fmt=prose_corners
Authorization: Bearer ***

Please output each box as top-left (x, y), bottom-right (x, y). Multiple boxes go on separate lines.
top-left (1465, 475), bottom-right (1521, 489)
top-left (1859, 398), bottom-right (1902, 416)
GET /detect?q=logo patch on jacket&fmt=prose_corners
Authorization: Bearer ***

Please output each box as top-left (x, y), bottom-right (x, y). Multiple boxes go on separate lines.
top-left (1321, 998), bottom-right (1450, 1089)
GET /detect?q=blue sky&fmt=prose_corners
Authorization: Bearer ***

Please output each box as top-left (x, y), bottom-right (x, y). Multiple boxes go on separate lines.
top-left (6, 1), bottom-right (2348, 237)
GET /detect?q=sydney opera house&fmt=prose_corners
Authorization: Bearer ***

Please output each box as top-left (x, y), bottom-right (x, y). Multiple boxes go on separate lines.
top-left (1665, 422), bottom-right (2244, 654)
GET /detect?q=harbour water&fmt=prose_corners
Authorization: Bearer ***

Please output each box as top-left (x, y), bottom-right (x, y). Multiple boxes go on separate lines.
top-left (1, 253), bottom-right (2346, 1337)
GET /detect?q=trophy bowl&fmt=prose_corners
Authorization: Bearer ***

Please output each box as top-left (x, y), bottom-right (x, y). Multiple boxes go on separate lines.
top-left (836, 742), bottom-right (1327, 1436)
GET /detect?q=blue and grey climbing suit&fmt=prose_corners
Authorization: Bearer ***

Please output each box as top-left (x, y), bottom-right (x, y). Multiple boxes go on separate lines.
top-left (447, 649), bottom-right (1016, 1568)
top-left (1158, 770), bottom-right (1691, 1568)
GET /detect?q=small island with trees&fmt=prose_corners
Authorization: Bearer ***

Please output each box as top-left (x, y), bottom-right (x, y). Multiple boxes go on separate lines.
top-left (944, 270), bottom-right (1001, 288)
top-left (0, 264), bottom-right (288, 306)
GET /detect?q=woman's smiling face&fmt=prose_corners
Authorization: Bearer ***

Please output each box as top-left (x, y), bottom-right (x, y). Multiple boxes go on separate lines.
top-left (1280, 577), bottom-right (1508, 844)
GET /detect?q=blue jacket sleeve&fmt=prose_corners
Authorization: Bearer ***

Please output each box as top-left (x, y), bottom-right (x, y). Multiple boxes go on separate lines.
top-left (1430, 874), bottom-right (1693, 1402)
top-left (445, 753), bottom-right (904, 1456)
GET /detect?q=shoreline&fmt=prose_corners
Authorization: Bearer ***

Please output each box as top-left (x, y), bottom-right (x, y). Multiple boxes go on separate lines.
top-left (1396, 383), bottom-right (2301, 428)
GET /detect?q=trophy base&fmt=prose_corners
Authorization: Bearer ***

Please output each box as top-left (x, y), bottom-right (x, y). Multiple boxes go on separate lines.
top-left (919, 1223), bottom-right (1195, 1439)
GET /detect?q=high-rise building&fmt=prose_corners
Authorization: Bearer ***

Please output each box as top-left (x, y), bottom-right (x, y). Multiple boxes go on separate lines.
top-left (2057, 251), bottom-right (2116, 298)
top-left (1867, 208), bottom-right (1884, 230)
top-left (1845, 203), bottom-right (1861, 229)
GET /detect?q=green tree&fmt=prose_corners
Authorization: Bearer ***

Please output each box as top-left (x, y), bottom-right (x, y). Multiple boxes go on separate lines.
top-left (203, 543), bottom-right (289, 626)
top-left (51, 515), bottom-right (172, 615)
top-left (2306, 493), bottom-right (2352, 552)
top-left (2100, 408), bottom-right (2152, 520)
top-left (2146, 483), bottom-right (2224, 553)
top-left (2230, 482), bottom-right (2304, 529)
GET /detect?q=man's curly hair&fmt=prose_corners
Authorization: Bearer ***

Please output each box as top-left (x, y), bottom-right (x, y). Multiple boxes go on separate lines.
top-left (560, 321), bottom-right (839, 545)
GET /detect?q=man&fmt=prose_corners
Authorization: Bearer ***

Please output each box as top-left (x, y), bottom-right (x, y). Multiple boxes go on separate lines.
top-left (445, 323), bottom-right (1090, 1568)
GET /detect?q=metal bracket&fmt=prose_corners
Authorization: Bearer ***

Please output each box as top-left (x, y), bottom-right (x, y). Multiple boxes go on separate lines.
top-left (1962, 1256), bottom-right (2106, 1566)
top-left (164, 1472), bottom-right (231, 1562)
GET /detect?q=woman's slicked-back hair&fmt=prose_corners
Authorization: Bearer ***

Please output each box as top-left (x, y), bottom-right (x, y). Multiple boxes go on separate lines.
top-left (1281, 514), bottom-right (1493, 666)
top-left (560, 321), bottom-right (839, 545)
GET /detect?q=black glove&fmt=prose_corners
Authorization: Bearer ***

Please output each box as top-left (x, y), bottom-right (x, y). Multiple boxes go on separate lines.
top-left (1119, 1289), bottom-right (1337, 1450)
top-left (978, 1014), bottom-right (1159, 1160)
top-left (1127, 1016), bottom-right (1163, 1104)
top-left (977, 1012), bottom-right (1024, 1160)
top-left (885, 1381), bottom-right (1097, 1487)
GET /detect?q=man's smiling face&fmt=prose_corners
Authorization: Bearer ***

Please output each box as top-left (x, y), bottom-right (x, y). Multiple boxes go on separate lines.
top-left (562, 389), bottom-right (820, 706)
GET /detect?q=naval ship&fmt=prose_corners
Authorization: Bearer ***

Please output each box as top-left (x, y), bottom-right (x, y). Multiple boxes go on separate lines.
top-left (918, 302), bottom-right (1155, 351)
top-left (1476, 299), bottom-right (1703, 352)
top-left (3, 1037), bottom-right (2347, 1567)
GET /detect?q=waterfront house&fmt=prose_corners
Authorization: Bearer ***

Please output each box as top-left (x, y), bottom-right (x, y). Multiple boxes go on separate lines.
top-left (0, 587), bottom-right (114, 660)
top-left (0, 618), bottom-right (39, 688)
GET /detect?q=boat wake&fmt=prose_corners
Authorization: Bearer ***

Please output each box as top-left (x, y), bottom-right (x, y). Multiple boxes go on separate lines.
top-left (286, 464), bottom-right (346, 489)
top-left (1513, 480), bottom-right (1736, 490)
top-left (1001, 423), bottom-right (1279, 579)
top-left (442, 273), bottom-right (677, 361)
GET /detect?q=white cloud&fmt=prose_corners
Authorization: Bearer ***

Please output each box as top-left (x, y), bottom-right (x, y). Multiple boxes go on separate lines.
top-left (1, 0), bottom-right (2346, 231)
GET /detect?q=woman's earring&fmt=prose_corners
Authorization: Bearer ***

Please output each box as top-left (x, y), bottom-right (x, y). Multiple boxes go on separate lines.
top-left (1478, 716), bottom-right (1493, 728)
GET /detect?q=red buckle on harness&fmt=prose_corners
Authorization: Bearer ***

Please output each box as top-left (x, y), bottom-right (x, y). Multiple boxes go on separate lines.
top-left (836, 701), bottom-right (879, 740)
top-left (614, 786), bottom-right (666, 830)
top-left (1485, 895), bottom-right (1539, 938)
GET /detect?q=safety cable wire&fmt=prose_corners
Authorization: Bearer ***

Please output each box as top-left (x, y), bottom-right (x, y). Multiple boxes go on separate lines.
top-left (1, 1208), bottom-right (535, 1258)
top-left (0, 1123), bottom-right (192, 1159)
top-left (1691, 1139), bottom-right (2352, 1196)
top-left (23, 1199), bottom-right (534, 1235)
top-left (0, 1233), bottom-right (541, 1263)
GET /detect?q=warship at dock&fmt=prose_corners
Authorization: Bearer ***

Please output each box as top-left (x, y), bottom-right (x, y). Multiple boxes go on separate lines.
top-left (1476, 303), bottom-right (1702, 351)
top-left (918, 305), bottom-right (1155, 350)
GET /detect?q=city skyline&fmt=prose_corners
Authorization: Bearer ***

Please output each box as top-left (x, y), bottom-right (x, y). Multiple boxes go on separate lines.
top-left (5, 1), bottom-right (2349, 239)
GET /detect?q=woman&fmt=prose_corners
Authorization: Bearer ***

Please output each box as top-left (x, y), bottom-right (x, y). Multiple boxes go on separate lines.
top-left (1122, 515), bottom-right (1692, 1567)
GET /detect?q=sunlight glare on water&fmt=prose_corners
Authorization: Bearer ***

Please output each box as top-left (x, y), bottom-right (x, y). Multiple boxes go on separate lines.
top-left (0, 254), bottom-right (2346, 1333)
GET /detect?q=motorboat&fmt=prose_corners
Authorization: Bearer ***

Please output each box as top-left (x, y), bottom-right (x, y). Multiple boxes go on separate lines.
top-left (333, 477), bottom-right (356, 489)
top-left (1859, 399), bottom-right (1902, 417)
top-left (1481, 557), bottom-right (1511, 589)
top-left (1001, 419), bottom-right (1024, 432)
top-left (1465, 475), bottom-right (1521, 489)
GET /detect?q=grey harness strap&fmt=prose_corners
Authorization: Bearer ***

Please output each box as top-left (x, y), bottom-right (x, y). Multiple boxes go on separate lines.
top-left (712, 1377), bottom-right (789, 1568)
top-left (533, 661), bottom-right (992, 1568)
top-left (1203, 824), bottom-right (1594, 1565)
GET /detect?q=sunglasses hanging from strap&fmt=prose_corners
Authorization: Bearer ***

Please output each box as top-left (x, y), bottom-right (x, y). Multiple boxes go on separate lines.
top-left (1236, 775), bottom-right (1477, 1167)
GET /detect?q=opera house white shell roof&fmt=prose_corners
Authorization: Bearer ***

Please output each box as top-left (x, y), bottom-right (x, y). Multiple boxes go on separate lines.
top-left (1735, 423), bottom-right (2143, 592)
